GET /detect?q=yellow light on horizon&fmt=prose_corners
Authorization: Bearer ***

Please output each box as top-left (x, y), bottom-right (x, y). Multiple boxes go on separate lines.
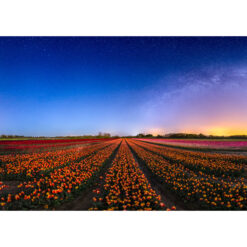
top-left (146, 126), bottom-right (247, 137)
top-left (207, 127), bottom-right (247, 136)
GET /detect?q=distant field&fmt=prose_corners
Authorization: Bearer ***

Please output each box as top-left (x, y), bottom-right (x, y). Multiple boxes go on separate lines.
top-left (0, 138), bottom-right (115, 154)
top-left (136, 138), bottom-right (247, 150)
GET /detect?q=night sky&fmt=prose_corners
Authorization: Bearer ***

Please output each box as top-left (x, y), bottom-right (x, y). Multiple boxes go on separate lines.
top-left (1, 37), bottom-right (247, 136)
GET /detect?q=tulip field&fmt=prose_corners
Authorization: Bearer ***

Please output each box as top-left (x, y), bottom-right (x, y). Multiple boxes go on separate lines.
top-left (0, 138), bottom-right (113, 154)
top-left (0, 138), bottom-right (246, 210)
top-left (138, 138), bottom-right (247, 150)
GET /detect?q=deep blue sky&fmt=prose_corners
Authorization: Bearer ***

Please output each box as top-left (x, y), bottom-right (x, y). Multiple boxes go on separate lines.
top-left (1, 37), bottom-right (247, 136)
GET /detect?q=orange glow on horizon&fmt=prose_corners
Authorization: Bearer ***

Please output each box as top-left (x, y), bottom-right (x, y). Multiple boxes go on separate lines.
top-left (176, 127), bottom-right (247, 136)
top-left (146, 127), bottom-right (247, 137)
top-left (206, 127), bottom-right (247, 136)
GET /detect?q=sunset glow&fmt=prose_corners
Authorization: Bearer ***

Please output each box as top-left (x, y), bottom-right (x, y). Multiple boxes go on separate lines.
top-left (206, 127), bottom-right (247, 136)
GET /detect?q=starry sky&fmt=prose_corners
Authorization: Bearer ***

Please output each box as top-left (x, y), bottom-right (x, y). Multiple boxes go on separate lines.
top-left (1, 37), bottom-right (247, 136)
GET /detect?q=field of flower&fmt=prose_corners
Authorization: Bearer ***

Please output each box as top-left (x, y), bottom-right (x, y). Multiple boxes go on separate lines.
top-left (0, 138), bottom-right (246, 210)
top-left (138, 138), bottom-right (247, 150)
top-left (127, 139), bottom-right (247, 210)
top-left (0, 138), bottom-right (114, 154)
top-left (90, 140), bottom-right (171, 210)
top-left (0, 139), bottom-right (121, 209)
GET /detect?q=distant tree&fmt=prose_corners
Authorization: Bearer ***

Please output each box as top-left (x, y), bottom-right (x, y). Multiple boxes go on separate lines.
top-left (136, 133), bottom-right (145, 138)
top-left (103, 133), bottom-right (111, 138)
top-left (198, 133), bottom-right (207, 138)
top-left (157, 135), bottom-right (163, 138)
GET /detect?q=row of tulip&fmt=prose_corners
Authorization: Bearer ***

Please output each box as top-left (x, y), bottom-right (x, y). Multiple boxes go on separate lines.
top-left (139, 138), bottom-right (247, 149)
top-left (0, 139), bottom-right (121, 210)
top-left (0, 138), bottom-right (113, 145)
top-left (0, 141), bottom-right (105, 168)
top-left (141, 140), bottom-right (247, 163)
top-left (90, 140), bottom-right (171, 210)
top-left (0, 141), bottom-right (114, 180)
top-left (134, 140), bottom-right (245, 177)
top-left (0, 138), bottom-right (114, 152)
top-left (0, 139), bottom-right (113, 166)
top-left (127, 140), bottom-right (247, 210)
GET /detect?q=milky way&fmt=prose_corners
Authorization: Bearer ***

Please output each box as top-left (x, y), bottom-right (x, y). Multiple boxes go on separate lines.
top-left (141, 65), bottom-right (247, 135)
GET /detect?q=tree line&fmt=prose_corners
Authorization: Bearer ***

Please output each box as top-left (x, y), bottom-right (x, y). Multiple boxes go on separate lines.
top-left (133, 133), bottom-right (247, 139)
top-left (0, 133), bottom-right (118, 139)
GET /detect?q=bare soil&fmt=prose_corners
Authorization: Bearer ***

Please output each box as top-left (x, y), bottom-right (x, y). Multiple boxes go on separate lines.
top-left (0, 181), bottom-right (21, 195)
